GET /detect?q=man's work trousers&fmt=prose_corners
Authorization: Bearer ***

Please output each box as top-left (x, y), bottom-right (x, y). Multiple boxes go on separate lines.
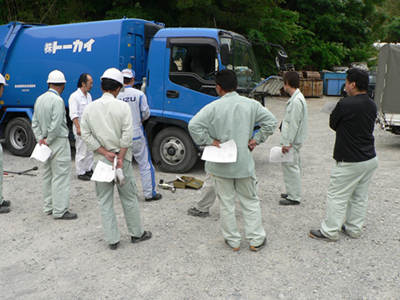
top-left (194, 174), bottom-right (216, 213)
top-left (132, 127), bottom-right (156, 199)
top-left (211, 175), bottom-right (266, 248)
top-left (281, 147), bottom-right (302, 202)
top-left (321, 157), bottom-right (378, 240)
top-left (95, 159), bottom-right (144, 245)
top-left (74, 127), bottom-right (93, 176)
top-left (42, 137), bottom-right (71, 218)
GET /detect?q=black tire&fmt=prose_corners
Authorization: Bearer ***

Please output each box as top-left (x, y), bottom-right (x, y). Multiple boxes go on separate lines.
top-left (5, 117), bottom-right (36, 157)
top-left (152, 127), bottom-right (198, 173)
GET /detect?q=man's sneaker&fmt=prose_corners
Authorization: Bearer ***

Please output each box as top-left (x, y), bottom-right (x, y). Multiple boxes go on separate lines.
top-left (0, 206), bottom-right (10, 214)
top-left (109, 242), bottom-right (119, 250)
top-left (55, 211), bottom-right (78, 220)
top-left (309, 229), bottom-right (335, 242)
top-left (77, 174), bottom-right (91, 181)
top-left (280, 193), bottom-right (288, 199)
top-left (1, 200), bottom-right (11, 207)
top-left (145, 193), bottom-right (162, 202)
top-left (250, 238), bottom-right (267, 251)
top-left (187, 207), bottom-right (210, 217)
top-left (225, 240), bottom-right (240, 251)
top-left (279, 199), bottom-right (300, 206)
top-left (131, 231), bottom-right (152, 243)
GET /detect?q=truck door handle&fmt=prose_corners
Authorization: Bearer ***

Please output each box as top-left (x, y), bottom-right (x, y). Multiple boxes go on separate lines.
top-left (166, 90), bottom-right (179, 98)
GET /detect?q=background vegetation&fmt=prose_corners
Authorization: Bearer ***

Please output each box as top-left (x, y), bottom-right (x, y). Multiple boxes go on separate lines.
top-left (0, 0), bottom-right (399, 77)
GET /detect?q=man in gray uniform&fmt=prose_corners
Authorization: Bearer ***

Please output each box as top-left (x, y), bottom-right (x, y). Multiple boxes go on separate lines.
top-left (0, 73), bottom-right (10, 214)
top-left (189, 69), bottom-right (277, 251)
top-left (310, 68), bottom-right (378, 241)
top-left (279, 71), bottom-right (308, 205)
top-left (32, 70), bottom-right (77, 220)
top-left (81, 68), bottom-right (152, 250)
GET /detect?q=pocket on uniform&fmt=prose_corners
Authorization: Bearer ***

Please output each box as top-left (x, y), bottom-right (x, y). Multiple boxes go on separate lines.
top-left (54, 156), bottom-right (71, 175)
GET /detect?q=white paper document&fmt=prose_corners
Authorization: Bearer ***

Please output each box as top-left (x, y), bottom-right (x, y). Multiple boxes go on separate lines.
top-left (269, 146), bottom-right (293, 163)
top-left (201, 139), bottom-right (237, 163)
top-left (319, 102), bottom-right (337, 114)
top-left (91, 157), bottom-right (117, 182)
top-left (30, 143), bottom-right (52, 162)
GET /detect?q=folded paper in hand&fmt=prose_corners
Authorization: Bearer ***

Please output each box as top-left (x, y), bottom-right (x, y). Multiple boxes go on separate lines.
top-left (269, 146), bottom-right (293, 163)
top-left (201, 139), bottom-right (237, 163)
top-left (30, 143), bottom-right (52, 162)
top-left (91, 156), bottom-right (117, 182)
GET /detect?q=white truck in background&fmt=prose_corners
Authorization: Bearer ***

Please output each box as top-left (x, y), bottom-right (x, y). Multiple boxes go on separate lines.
top-left (374, 44), bottom-right (400, 134)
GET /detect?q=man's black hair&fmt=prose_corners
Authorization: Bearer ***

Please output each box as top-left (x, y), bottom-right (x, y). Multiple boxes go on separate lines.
top-left (282, 71), bottom-right (300, 88)
top-left (123, 77), bottom-right (132, 85)
top-left (77, 73), bottom-right (90, 88)
top-left (50, 83), bottom-right (65, 87)
top-left (346, 68), bottom-right (369, 92)
top-left (215, 69), bottom-right (237, 92)
top-left (101, 78), bottom-right (122, 91)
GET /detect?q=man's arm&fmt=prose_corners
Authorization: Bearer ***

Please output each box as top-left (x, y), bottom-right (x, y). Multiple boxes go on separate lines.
top-left (80, 111), bottom-right (102, 152)
top-left (139, 93), bottom-right (150, 122)
top-left (188, 106), bottom-right (214, 146)
top-left (45, 99), bottom-right (64, 145)
top-left (281, 99), bottom-right (304, 147)
top-left (31, 112), bottom-right (43, 143)
top-left (253, 104), bottom-right (277, 146)
top-left (329, 102), bottom-right (342, 131)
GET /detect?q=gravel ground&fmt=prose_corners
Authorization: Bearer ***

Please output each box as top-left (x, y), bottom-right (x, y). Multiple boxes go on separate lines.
top-left (0, 96), bottom-right (399, 300)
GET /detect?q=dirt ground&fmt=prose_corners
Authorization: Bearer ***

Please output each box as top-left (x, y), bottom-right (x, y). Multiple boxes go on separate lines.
top-left (0, 96), bottom-right (399, 300)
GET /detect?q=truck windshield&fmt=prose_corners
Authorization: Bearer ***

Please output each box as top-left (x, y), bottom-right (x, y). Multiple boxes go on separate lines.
top-left (220, 37), bottom-right (261, 91)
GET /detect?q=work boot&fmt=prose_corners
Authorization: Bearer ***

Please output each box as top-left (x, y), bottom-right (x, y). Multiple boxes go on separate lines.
top-left (0, 206), bottom-right (10, 214)
top-left (78, 174), bottom-right (91, 181)
top-left (1, 200), bottom-right (11, 207)
top-left (187, 207), bottom-right (210, 217)
top-left (55, 211), bottom-right (78, 220)
top-left (145, 193), bottom-right (162, 202)
top-left (131, 231), bottom-right (152, 243)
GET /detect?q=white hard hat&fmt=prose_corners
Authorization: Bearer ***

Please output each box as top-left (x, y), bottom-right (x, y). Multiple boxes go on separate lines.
top-left (100, 68), bottom-right (125, 92)
top-left (121, 68), bottom-right (135, 79)
top-left (0, 73), bottom-right (8, 86)
top-left (47, 70), bottom-right (66, 84)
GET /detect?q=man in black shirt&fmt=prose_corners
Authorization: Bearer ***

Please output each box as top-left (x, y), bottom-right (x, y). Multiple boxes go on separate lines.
top-left (310, 68), bottom-right (379, 242)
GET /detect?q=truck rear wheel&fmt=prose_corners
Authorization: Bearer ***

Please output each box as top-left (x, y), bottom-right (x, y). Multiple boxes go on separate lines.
top-left (5, 117), bottom-right (36, 157)
top-left (152, 127), bottom-right (198, 173)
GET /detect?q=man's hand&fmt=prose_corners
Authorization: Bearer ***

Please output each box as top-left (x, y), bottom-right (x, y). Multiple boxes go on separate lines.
top-left (212, 139), bottom-right (221, 148)
top-left (76, 126), bottom-right (81, 136)
top-left (282, 144), bottom-right (292, 154)
top-left (39, 139), bottom-right (48, 146)
top-left (104, 151), bottom-right (117, 163)
top-left (116, 157), bottom-right (124, 169)
top-left (248, 139), bottom-right (258, 152)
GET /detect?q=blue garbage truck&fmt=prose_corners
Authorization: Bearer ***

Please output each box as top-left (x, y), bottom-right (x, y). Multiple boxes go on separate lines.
top-left (0, 18), bottom-right (263, 173)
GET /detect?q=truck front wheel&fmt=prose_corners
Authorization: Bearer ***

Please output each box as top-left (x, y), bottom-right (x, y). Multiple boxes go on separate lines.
top-left (152, 127), bottom-right (198, 173)
top-left (5, 117), bottom-right (36, 157)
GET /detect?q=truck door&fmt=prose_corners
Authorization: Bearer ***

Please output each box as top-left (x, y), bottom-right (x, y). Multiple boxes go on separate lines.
top-left (163, 37), bottom-right (219, 121)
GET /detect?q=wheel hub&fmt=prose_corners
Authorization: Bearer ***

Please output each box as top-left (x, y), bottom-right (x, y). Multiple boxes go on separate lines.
top-left (161, 137), bottom-right (186, 165)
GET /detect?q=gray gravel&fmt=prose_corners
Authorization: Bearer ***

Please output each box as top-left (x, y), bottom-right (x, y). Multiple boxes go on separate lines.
top-left (0, 96), bottom-right (399, 299)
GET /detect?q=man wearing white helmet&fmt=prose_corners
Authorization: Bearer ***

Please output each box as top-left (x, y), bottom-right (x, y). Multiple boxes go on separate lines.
top-left (32, 70), bottom-right (77, 220)
top-left (0, 74), bottom-right (11, 214)
top-left (117, 69), bottom-right (162, 201)
top-left (81, 68), bottom-right (152, 250)
top-left (68, 73), bottom-right (94, 181)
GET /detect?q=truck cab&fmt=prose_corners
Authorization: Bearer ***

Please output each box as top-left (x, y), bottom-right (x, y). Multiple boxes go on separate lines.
top-left (144, 28), bottom-right (261, 172)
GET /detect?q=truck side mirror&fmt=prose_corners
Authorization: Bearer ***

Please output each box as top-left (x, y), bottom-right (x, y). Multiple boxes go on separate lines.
top-left (220, 44), bottom-right (230, 66)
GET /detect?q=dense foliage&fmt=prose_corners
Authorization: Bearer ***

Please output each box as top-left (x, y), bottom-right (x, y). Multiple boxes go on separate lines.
top-left (0, 0), bottom-right (398, 76)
